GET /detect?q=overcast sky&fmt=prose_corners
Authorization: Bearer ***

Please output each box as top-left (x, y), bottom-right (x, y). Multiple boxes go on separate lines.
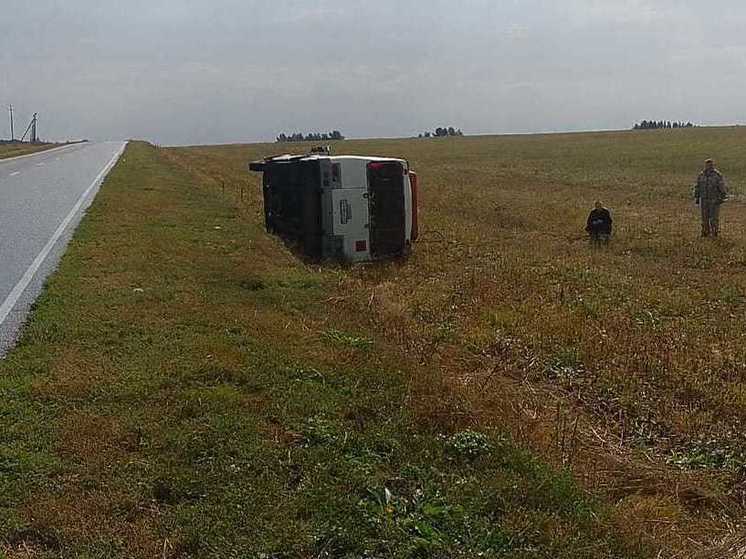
top-left (1, 1), bottom-right (744, 145)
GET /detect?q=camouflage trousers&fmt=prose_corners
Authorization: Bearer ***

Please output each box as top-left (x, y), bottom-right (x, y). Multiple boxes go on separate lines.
top-left (589, 231), bottom-right (610, 244)
top-left (700, 199), bottom-right (721, 237)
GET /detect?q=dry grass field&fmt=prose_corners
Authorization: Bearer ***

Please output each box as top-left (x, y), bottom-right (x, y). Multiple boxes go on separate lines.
top-left (0, 143), bottom-right (58, 160)
top-left (166, 127), bottom-right (746, 555)
top-left (3, 128), bottom-right (746, 557)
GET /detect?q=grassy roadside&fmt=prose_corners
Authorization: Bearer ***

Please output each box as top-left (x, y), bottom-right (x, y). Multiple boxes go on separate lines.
top-left (0, 141), bottom-right (638, 558)
top-left (0, 143), bottom-right (60, 160)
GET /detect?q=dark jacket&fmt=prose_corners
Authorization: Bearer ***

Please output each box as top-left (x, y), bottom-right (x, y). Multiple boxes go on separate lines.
top-left (586, 208), bottom-right (612, 235)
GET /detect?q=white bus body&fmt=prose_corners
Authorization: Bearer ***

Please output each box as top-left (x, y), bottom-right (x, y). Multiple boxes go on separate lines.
top-left (249, 154), bottom-right (419, 262)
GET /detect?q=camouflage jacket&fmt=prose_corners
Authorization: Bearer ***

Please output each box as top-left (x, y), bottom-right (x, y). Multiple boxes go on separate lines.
top-left (695, 170), bottom-right (727, 202)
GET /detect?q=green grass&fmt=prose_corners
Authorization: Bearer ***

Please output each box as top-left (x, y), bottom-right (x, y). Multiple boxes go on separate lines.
top-left (0, 142), bottom-right (638, 558)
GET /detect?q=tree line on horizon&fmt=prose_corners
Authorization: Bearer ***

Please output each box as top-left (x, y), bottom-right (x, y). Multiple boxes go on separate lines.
top-left (276, 131), bottom-right (345, 143)
top-left (633, 120), bottom-right (696, 130)
top-left (418, 126), bottom-right (464, 138)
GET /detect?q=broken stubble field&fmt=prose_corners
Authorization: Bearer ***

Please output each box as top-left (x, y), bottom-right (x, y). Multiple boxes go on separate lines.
top-left (164, 127), bottom-right (746, 556)
top-left (3, 127), bottom-right (746, 557)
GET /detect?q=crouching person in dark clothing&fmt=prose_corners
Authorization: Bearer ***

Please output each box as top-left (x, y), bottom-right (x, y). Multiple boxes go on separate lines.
top-left (586, 201), bottom-right (612, 244)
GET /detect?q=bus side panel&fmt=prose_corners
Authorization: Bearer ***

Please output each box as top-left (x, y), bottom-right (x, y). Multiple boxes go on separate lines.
top-left (264, 160), bottom-right (323, 258)
top-left (300, 160), bottom-right (323, 258)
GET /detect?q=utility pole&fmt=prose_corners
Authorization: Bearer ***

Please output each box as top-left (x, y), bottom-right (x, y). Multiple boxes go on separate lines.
top-left (7, 105), bottom-right (13, 141)
top-left (20, 113), bottom-right (36, 143)
top-left (30, 113), bottom-right (37, 143)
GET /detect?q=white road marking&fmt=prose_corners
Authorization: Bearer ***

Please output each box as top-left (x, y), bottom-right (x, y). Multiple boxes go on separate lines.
top-left (0, 142), bottom-right (127, 329)
top-left (36, 162), bottom-right (45, 167)
top-left (9, 171), bottom-right (20, 176)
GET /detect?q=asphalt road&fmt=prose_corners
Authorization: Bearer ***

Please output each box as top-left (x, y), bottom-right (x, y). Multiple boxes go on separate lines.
top-left (0, 141), bottom-right (127, 356)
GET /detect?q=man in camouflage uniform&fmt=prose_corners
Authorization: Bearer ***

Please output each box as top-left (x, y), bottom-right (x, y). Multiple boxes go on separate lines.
top-left (694, 159), bottom-right (727, 237)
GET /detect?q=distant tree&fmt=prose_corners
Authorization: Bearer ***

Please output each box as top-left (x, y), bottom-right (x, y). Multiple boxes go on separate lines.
top-left (275, 130), bottom-right (346, 143)
top-left (425, 126), bottom-right (463, 138)
top-left (632, 119), bottom-right (697, 130)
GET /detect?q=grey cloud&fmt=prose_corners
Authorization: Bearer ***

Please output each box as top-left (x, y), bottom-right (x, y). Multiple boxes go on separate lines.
top-left (0, 1), bottom-right (743, 144)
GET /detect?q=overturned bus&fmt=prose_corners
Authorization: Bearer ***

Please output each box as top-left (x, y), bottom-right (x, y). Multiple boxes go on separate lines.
top-left (249, 153), bottom-right (419, 262)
